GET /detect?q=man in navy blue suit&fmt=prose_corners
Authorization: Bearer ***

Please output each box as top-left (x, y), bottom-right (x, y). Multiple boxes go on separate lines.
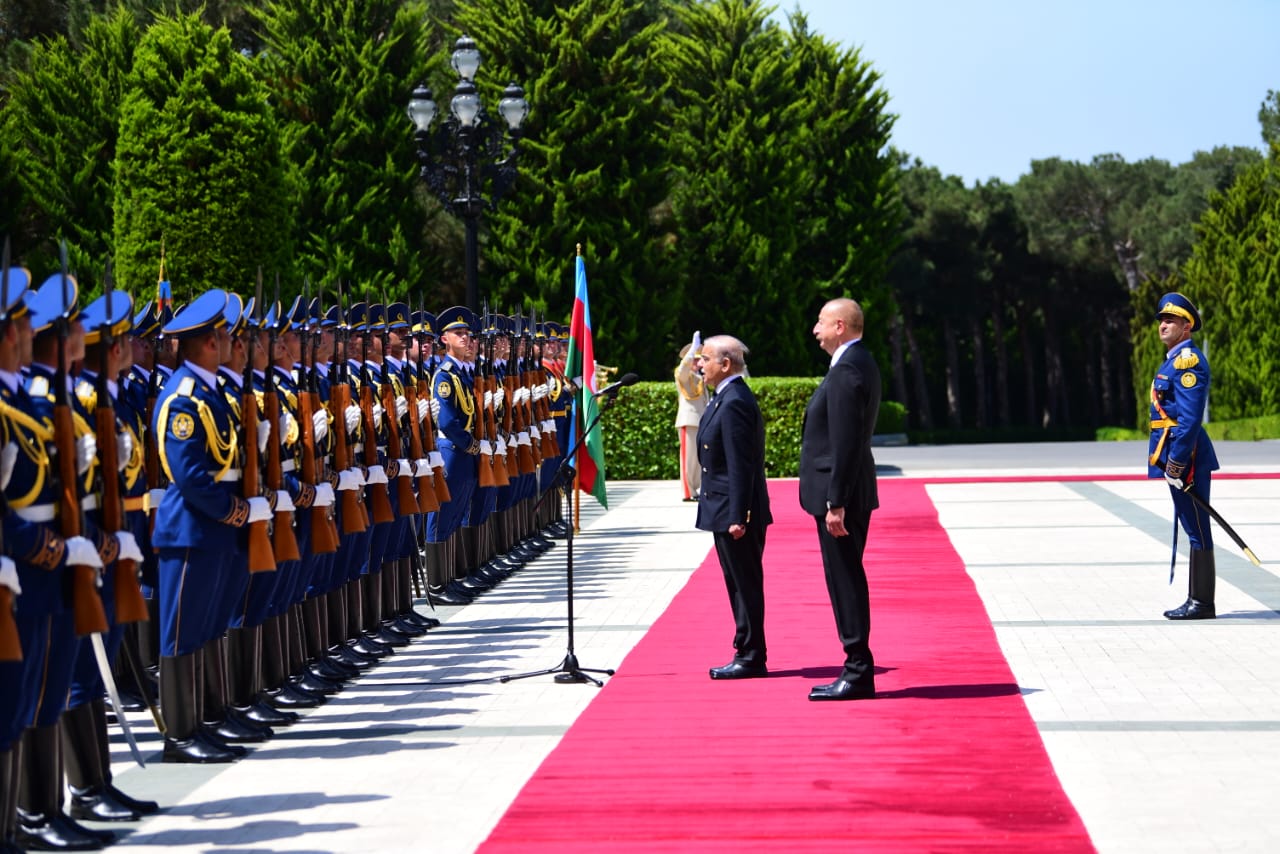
top-left (799, 298), bottom-right (881, 701)
top-left (694, 335), bottom-right (772, 680)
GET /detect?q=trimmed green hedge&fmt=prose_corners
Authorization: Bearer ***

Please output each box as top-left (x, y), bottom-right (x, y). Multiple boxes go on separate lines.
top-left (603, 379), bottom-right (905, 480)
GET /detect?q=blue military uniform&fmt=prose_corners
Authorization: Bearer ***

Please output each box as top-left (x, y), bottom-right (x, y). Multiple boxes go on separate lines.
top-left (1148, 292), bottom-right (1220, 620)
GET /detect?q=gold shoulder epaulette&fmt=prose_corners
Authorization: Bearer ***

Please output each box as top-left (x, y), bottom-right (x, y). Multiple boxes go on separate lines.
top-left (1173, 348), bottom-right (1200, 371)
top-left (75, 380), bottom-right (96, 411)
top-left (28, 375), bottom-right (50, 400)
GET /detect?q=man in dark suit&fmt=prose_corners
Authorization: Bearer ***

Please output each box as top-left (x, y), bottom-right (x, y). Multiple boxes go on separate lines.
top-left (694, 335), bottom-right (772, 679)
top-left (799, 298), bottom-right (881, 701)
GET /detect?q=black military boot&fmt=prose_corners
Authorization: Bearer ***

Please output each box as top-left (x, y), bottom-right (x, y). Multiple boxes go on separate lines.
top-left (88, 698), bottom-right (158, 816)
top-left (16, 724), bottom-right (113, 850)
top-left (61, 703), bottom-right (140, 822)
top-left (203, 639), bottom-right (271, 744)
top-left (1, 746), bottom-right (21, 854)
top-left (160, 654), bottom-right (239, 763)
top-left (1165, 548), bottom-right (1217, 620)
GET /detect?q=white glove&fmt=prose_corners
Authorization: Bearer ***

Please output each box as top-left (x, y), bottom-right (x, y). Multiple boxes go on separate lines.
top-left (494, 387), bottom-right (505, 408)
top-left (518, 431), bottom-right (532, 447)
top-left (395, 396), bottom-right (408, 421)
top-left (247, 496), bottom-right (272, 523)
top-left (257, 418), bottom-right (272, 453)
top-left (344, 404), bottom-right (362, 433)
top-left (65, 535), bottom-right (104, 569)
top-left (371, 403), bottom-right (384, 430)
top-left (115, 432), bottom-right (134, 472)
top-left (483, 390), bottom-right (493, 409)
top-left (428, 451), bottom-right (445, 470)
top-left (348, 467), bottom-right (367, 487)
top-left (495, 436), bottom-right (508, 455)
top-left (532, 383), bottom-right (547, 401)
top-left (0, 556), bottom-right (20, 595)
top-left (1, 441), bottom-right (17, 491)
top-left (313, 482), bottom-right (335, 507)
top-left (312, 410), bottom-right (328, 443)
top-left (365, 464), bottom-right (388, 485)
top-left (114, 530), bottom-right (144, 563)
top-left (413, 459), bottom-right (431, 477)
top-left (1164, 473), bottom-right (1186, 491)
top-left (149, 487), bottom-right (167, 509)
top-left (430, 398), bottom-right (440, 420)
top-left (279, 411), bottom-right (297, 443)
top-left (516, 386), bottom-right (530, 405)
top-left (75, 434), bottom-right (97, 476)
top-left (479, 439), bottom-right (493, 457)
top-left (416, 399), bottom-right (429, 422)
top-left (275, 489), bottom-right (295, 513)
top-left (543, 419), bottom-right (556, 434)
top-left (336, 469), bottom-right (362, 491)
top-left (395, 458), bottom-right (411, 478)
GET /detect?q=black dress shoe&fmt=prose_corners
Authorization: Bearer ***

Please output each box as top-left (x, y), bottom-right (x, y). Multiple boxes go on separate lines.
top-left (708, 661), bottom-right (767, 680)
top-left (428, 584), bottom-right (473, 606)
top-left (162, 733), bottom-right (239, 764)
top-left (67, 784), bottom-right (142, 823)
top-left (1163, 598), bottom-right (1216, 620)
top-left (808, 677), bottom-right (875, 701)
top-left (103, 782), bottom-right (160, 816)
top-left (16, 809), bottom-right (113, 850)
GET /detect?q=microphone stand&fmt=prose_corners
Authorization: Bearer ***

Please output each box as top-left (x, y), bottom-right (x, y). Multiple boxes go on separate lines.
top-left (499, 391), bottom-right (621, 687)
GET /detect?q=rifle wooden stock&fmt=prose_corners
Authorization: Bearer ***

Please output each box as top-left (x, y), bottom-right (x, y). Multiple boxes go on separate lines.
top-left (330, 379), bottom-right (368, 534)
top-left (401, 377), bottom-right (439, 513)
top-left (360, 381), bottom-right (395, 524)
top-left (262, 385), bottom-right (301, 561)
top-left (508, 374), bottom-right (536, 475)
top-left (240, 383), bottom-right (277, 573)
top-left (54, 403), bottom-right (107, 637)
top-left (474, 368), bottom-right (497, 489)
top-left (299, 382), bottom-right (339, 555)
top-left (0, 589), bottom-right (19, 661)
top-left (94, 407), bottom-right (147, 623)
top-left (483, 369), bottom-right (510, 487)
top-left (536, 363), bottom-right (561, 457)
top-left (380, 374), bottom-right (418, 519)
top-left (415, 372), bottom-right (451, 505)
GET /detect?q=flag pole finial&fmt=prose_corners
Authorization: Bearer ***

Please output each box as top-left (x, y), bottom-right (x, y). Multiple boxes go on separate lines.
top-left (576, 243), bottom-right (581, 257)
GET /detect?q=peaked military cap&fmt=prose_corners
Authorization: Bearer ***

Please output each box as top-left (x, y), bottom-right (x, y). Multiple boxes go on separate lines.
top-left (1155, 292), bottom-right (1201, 333)
top-left (412, 310), bottom-right (437, 336)
top-left (346, 302), bottom-right (368, 332)
top-left (1, 267), bottom-right (32, 321)
top-left (28, 273), bottom-right (80, 335)
top-left (323, 305), bottom-right (341, 328)
top-left (224, 292), bottom-right (246, 336)
top-left (162, 289), bottom-right (228, 339)
top-left (386, 302), bottom-right (411, 330)
top-left (81, 291), bottom-right (135, 345)
top-left (438, 305), bottom-right (476, 333)
top-left (130, 300), bottom-right (163, 338)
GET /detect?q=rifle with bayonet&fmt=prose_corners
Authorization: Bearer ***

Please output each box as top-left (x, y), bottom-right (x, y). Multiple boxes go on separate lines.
top-left (92, 262), bottom-right (148, 623)
top-left (531, 309), bottom-right (560, 457)
top-left (330, 282), bottom-right (368, 534)
top-left (378, 299), bottom-right (418, 519)
top-left (358, 305), bottom-right (395, 524)
top-left (509, 306), bottom-right (537, 476)
top-left (241, 274), bottom-right (276, 573)
top-left (414, 298), bottom-right (451, 505)
top-left (263, 277), bottom-right (300, 561)
top-left (479, 305), bottom-right (509, 487)
top-left (0, 237), bottom-right (21, 661)
top-left (299, 284), bottom-right (340, 554)
top-left (51, 246), bottom-right (108, 636)
top-left (399, 307), bottom-right (439, 514)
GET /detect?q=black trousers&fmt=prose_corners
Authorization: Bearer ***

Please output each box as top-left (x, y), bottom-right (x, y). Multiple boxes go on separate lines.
top-left (713, 524), bottom-right (767, 666)
top-left (814, 511), bottom-right (874, 684)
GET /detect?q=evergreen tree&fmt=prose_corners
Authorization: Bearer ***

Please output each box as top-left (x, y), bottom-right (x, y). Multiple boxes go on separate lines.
top-left (452, 0), bottom-right (677, 373)
top-left (251, 0), bottom-right (434, 303)
top-left (113, 13), bottom-right (290, 297)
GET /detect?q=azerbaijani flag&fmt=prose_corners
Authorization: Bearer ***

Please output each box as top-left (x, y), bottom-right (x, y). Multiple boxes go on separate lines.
top-left (564, 249), bottom-right (607, 508)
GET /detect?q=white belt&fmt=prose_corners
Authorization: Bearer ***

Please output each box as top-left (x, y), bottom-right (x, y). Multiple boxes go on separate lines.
top-left (281, 460), bottom-right (297, 473)
top-left (81, 495), bottom-right (99, 512)
top-left (213, 469), bottom-right (243, 483)
top-left (15, 503), bottom-right (55, 523)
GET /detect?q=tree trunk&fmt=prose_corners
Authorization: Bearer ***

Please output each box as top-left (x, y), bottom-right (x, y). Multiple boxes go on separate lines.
top-left (969, 314), bottom-right (988, 430)
top-left (903, 316), bottom-right (934, 430)
top-left (1042, 323), bottom-right (1068, 427)
top-left (889, 312), bottom-right (909, 411)
top-left (1113, 237), bottom-right (1143, 292)
top-left (1016, 305), bottom-right (1037, 426)
top-left (943, 319), bottom-right (962, 429)
top-left (1098, 317), bottom-right (1116, 425)
top-left (992, 306), bottom-right (1010, 427)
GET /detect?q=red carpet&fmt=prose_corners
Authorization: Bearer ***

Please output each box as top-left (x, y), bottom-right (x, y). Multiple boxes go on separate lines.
top-left (480, 480), bottom-right (1095, 852)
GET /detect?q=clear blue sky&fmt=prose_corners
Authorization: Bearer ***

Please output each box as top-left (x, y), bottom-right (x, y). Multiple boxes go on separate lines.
top-left (774, 0), bottom-right (1280, 185)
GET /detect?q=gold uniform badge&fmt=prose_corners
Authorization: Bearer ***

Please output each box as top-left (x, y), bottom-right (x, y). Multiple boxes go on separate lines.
top-left (1180, 372), bottom-right (1197, 388)
top-left (171, 413), bottom-right (196, 440)
top-left (437, 380), bottom-right (452, 399)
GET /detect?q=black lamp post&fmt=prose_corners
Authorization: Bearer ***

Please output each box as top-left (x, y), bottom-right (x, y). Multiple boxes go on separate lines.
top-left (408, 35), bottom-right (528, 312)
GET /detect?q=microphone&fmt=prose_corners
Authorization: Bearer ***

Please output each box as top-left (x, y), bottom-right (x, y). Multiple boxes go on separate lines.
top-left (592, 372), bottom-right (639, 398)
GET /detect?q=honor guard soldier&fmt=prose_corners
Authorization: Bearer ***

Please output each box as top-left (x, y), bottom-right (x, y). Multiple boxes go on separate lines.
top-left (152, 289), bottom-right (273, 763)
top-left (15, 271), bottom-right (121, 850)
top-left (425, 307), bottom-right (481, 604)
top-left (63, 291), bottom-right (157, 825)
top-left (1149, 293), bottom-right (1220, 620)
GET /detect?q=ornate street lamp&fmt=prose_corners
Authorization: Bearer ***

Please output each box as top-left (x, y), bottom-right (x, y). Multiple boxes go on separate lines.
top-left (408, 35), bottom-right (528, 312)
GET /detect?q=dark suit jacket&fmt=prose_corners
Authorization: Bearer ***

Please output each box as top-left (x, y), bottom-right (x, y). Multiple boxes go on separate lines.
top-left (799, 341), bottom-right (881, 516)
top-left (694, 377), bottom-right (772, 533)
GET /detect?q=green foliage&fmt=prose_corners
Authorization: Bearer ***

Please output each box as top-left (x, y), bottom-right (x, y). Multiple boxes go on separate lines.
top-left (604, 377), bottom-right (903, 480)
top-left (251, 0), bottom-right (433, 303)
top-left (113, 13), bottom-right (290, 298)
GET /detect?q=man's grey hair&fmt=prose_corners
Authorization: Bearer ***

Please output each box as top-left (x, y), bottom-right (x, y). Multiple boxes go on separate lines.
top-left (703, 334), bottom-right (749, 373)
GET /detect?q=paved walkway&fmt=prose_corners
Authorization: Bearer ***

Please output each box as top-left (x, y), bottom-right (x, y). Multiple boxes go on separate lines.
top-left (100, 441), bottom-right (1280, 853)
